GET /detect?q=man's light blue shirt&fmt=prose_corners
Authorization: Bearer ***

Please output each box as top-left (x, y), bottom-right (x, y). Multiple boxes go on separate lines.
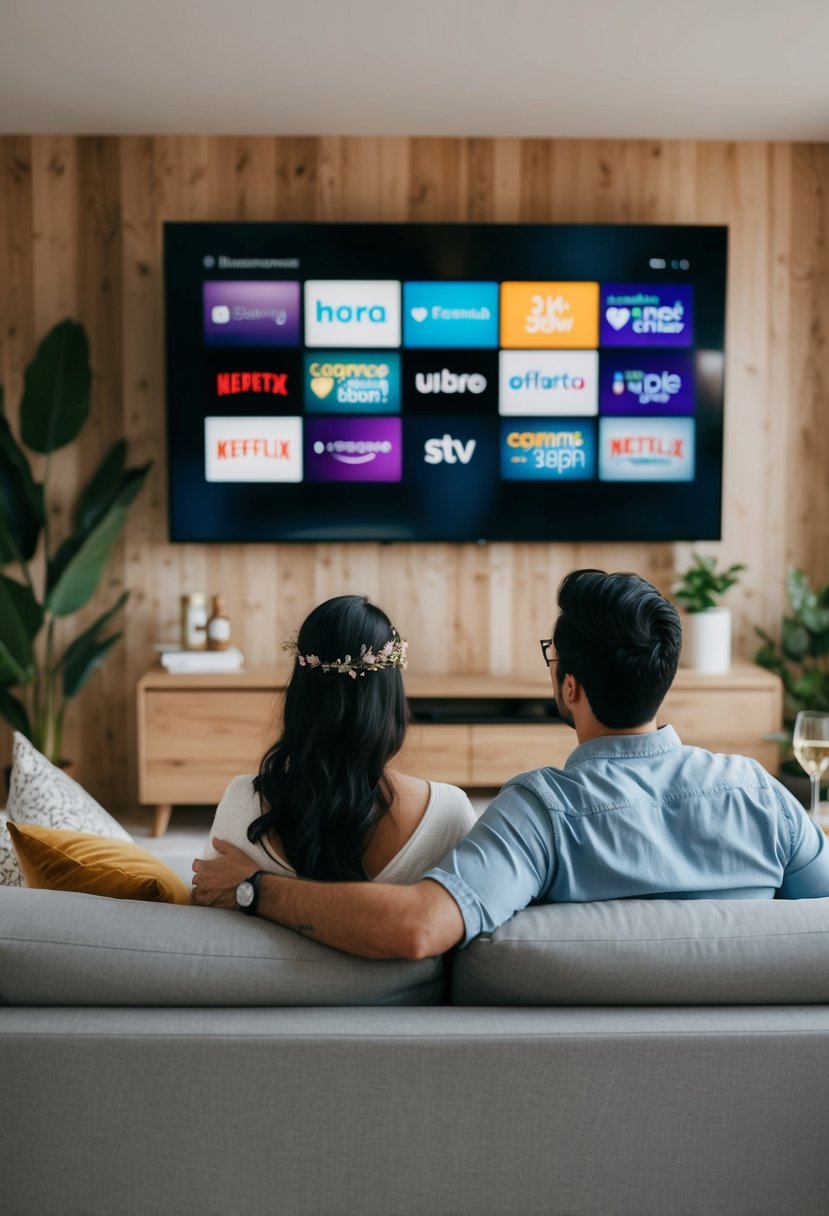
top-left (424, 726), bottom-right (829, 947)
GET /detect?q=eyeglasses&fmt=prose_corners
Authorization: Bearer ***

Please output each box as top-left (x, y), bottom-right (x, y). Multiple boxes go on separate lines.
top-left (539, 639), bottom-right (556, 667)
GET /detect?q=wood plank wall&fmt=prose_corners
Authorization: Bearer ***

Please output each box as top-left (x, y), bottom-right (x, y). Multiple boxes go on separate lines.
top-left (1, 136), bottom-right (827, 815)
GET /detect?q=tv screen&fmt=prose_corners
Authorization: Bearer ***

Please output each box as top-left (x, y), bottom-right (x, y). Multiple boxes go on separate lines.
top-left (164, 222), bottom-right (727, 543)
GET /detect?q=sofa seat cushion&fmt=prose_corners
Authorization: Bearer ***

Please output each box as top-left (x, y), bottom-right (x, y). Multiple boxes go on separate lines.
top-left (451, 897), bottom-right (829, 1005)
top-left (0, 887), bottom-right (443, 1007)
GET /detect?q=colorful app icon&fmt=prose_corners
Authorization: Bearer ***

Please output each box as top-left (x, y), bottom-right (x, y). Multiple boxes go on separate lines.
top-left (599, 352), bottom-right (694, 414)
top-left (404, 351), bottom-right (499, 414)
top-left (499, 351), bottom-right (598, 416)
top-left (304, 281), bottom-right (401, 348)
top-left (204, 416), bottom-right (303, 482)
top-left (500, 282), bottom-right (599, 349)
top-left (600, 284), bottom-right (694, 347)
top-left (305, 416), bottom-right (402, 482)
top-left (599, 418), bottom-right (695, 481)
top-left (304, 353), bottom-right (401, 413)
top-left (403, 282), bottom-right (499, 348)
top-left (216, 371), bottom-right (290, 398)
top-left (500, 419), bottom-right (596, 480)
top-left (203, 282), bottom-right (300, 347)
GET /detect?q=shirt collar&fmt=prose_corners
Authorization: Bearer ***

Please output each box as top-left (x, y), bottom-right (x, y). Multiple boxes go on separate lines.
top-left (564, 724), bottom-right (682, 769)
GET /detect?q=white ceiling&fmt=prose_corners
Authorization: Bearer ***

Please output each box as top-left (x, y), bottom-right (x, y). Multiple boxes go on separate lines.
top-left (1, 0), bottom-right (828, 141)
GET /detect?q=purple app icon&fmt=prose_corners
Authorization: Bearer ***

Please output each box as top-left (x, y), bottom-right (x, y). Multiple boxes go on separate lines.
top-left (599, 351), bottom-right (694, 415)
top-left (305, 417), bottom-right (402, 482)
top-left (203, 281), bottom-right (300, 347)
top-left (601, 284), bottom-right (693, 347)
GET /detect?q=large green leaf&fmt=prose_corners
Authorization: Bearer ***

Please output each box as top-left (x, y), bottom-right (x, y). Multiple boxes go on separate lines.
top-left (0, 502), bottom-right (20, 566)
top-left (73, 439), bottom-right (126, 533)
top-left (58, 590), bottom-right (128, 697)
top-left (20, 320), bottom-right (91, 454)
top-left (46, 504), bottom-right (128, 617)
top-left (0, 575), bottom-right (43, 639)
top-left (0, 687), bottom-right (31, 737)
top-left (73, 447), bottom-right (150, 542)
top-left (0, 576), bottom-right (35, 684)
top-left (61, 630), bottom-right (123, 699)
top-left (0, 386), bottom-right (44, 560)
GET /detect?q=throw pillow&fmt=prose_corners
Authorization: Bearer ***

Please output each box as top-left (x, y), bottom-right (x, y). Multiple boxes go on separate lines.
top-left (0, 814), bottom-right (24, 887)
top-left (7, 823), bottom-right (190, 904)
top-left (6, 732), bottom-right (133, 842)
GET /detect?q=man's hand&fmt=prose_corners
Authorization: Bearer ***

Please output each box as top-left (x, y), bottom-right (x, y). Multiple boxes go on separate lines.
top-left (190, 838), bottom-right (254, 908)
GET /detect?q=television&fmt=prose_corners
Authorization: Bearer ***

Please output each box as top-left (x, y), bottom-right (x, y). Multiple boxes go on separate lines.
top-left (164, 222), bottom-right (727, 543)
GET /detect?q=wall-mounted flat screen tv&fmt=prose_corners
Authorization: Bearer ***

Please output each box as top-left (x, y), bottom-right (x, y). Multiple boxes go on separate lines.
top-left (164, 222), bottom-right (726, 542)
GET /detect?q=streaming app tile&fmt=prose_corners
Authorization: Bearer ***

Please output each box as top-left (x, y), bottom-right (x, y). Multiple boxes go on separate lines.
top-left (599, 351), bottom-right (694, 415)
top-left (499, 351), bottom-right (598, 416)
top-left (500, 282), bottom-right (599, 349)
top-left (203, 281), bottom-right (300, 347)
top-left (303, 352), bottom-right (401, 413)
top-left (305, 416), bottom-right (402, 482)
top-left (598, 417), bottom-right (695, 481)
top-left (204, 416), bottom-right (303, 482)
top-left (304, 281), bottom-right (401, 349)
top-left (500, 419), bottom-right (596, 480)
top-left (404, 417), bottom-right (499, 535)
top-left (204, 348), bottom-right (302, 412)
top-left (600, 284), bottom-right (694, 347)
top-left (404, 351), bottom-right (499, 413)
top-left (403, 282), bottom-right (499, 348)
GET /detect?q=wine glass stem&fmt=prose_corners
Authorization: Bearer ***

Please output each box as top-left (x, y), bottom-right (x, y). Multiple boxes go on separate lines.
top-left (811, 774), bottom-right (821, 816)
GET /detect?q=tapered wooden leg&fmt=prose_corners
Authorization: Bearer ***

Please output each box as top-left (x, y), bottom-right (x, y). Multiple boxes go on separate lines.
top-left (152, 804), bottom-right (173, 837)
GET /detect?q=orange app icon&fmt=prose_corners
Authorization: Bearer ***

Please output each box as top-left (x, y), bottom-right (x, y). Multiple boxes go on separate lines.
top-left (500, 282), bottom-right (599, 349)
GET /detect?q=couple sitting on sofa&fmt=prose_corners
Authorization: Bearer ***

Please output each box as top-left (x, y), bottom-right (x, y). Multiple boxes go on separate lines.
top-left (192, 569), bottom-right (829, 956)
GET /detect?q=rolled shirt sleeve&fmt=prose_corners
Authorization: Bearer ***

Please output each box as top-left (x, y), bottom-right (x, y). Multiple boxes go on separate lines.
top-left (778, 789), bottom-right (829, 898)
top-left (423, 784), bottom-right (556, 947)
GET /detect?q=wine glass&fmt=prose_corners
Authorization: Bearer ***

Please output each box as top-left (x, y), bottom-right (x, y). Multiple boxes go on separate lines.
top-left (792, 711), bottom-right (829, 817)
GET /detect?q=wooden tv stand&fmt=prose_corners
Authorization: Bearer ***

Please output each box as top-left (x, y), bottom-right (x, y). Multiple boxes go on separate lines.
top-left (137, 662), bottom-right (782, 835)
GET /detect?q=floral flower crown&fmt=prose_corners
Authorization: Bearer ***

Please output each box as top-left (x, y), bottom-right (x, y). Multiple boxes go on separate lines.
top-left (282, 630), bottom-right (408, 679)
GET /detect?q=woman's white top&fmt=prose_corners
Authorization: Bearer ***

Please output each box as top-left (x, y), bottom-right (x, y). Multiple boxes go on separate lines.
top-left (203, 775), bottom-right (477, 883)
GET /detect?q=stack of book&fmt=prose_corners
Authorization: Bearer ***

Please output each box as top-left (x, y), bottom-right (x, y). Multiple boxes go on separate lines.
top-left (159, 646), bottom-right (245, 674)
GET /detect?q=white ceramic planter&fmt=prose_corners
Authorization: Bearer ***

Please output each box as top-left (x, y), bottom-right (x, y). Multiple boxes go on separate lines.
top-left (682, 607), bottom-right (731, 674)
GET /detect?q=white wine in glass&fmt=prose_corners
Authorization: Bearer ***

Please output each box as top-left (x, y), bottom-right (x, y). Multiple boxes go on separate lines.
top-left (792, 711), bottom-right (829, 816)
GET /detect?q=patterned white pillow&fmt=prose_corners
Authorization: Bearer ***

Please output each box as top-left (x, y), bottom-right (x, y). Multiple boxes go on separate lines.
top-left (0, 812), bottom-right (24, 886)
top-left (6, 732), bottom-right (133, 844)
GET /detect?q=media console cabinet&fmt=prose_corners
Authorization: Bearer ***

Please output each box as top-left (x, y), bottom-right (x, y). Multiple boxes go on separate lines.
top-left (137, 662), bottom-right (782, 835)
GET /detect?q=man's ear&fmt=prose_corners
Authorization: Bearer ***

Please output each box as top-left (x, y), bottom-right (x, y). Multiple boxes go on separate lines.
top-left (561, 672), bottom-right (583, 706)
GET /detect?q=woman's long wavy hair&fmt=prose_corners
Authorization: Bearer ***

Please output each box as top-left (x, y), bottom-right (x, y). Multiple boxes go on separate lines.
top-left (249, 595), bottom-right (410, 881)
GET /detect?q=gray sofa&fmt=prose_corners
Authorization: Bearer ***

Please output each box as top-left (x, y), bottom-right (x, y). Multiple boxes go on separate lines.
top-left (3, 887), bottom-right (829, 1216)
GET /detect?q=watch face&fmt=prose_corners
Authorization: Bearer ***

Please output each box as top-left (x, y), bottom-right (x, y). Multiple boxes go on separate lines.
top-left (236, 880), bottom-right (255, 908)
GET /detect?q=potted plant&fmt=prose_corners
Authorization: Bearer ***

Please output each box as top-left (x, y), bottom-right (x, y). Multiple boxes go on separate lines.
top-left (755, 568), bottom-right (829, 801)
top-left (0, 319), bottom-right (150, 768)
top-left (673, 553), bottom-right (746, 674)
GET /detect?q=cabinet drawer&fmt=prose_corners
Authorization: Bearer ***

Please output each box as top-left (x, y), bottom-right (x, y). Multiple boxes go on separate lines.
top-left (140, 690), bottom-right (281, 803)
top-left (397, 725), bottom-right (472, 784)
top-left (470, 724), bottom-right (572, 786)
top-left (660, 688), bottom-right (779, 739)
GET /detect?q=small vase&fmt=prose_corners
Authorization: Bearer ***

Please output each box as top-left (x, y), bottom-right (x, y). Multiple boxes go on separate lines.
top-left (682, 607), bottom-right (731, 674)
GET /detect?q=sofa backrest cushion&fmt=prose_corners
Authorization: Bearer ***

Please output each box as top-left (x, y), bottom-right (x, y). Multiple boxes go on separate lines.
top-left (0, 887), bottom-right (443, 1007)
top-left (451, 897), bottom-right (829, 1005)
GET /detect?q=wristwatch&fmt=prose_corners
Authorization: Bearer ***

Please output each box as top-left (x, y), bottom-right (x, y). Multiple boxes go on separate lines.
top-left (235, 870), bottom-right (265, 915)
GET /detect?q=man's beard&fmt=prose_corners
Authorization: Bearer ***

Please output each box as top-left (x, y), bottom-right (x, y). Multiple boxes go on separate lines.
top-left (554, 682), bottom-right (575, 729)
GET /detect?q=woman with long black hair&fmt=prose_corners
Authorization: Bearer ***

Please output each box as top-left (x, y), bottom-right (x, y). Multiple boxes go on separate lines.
top-left (202, 595), bottom-right (475, 883)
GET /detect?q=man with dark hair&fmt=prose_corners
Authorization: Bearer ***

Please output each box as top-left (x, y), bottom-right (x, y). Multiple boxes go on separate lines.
top-left (192, 569), bottom-right (829, 958)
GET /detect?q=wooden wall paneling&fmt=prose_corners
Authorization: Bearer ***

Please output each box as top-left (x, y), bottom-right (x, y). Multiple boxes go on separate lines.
top-left (74, 137), bottom-right (125, 808)
top-left (0, 137), bottom-right (35, 773)
top-left (787, 143), bottom-right (829, 579)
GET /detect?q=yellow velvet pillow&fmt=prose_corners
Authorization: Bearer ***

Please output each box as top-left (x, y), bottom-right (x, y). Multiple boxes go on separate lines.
top-left (7, 822), bottom-right (191, 905)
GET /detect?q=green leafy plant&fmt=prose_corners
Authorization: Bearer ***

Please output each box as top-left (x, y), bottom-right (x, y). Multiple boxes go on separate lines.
top-left (0, 320), bottom-right (150, 763)
top-left (755, 569), bottom-right (829, 772)
top-left (673, 553), bottom-right (746, 614)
